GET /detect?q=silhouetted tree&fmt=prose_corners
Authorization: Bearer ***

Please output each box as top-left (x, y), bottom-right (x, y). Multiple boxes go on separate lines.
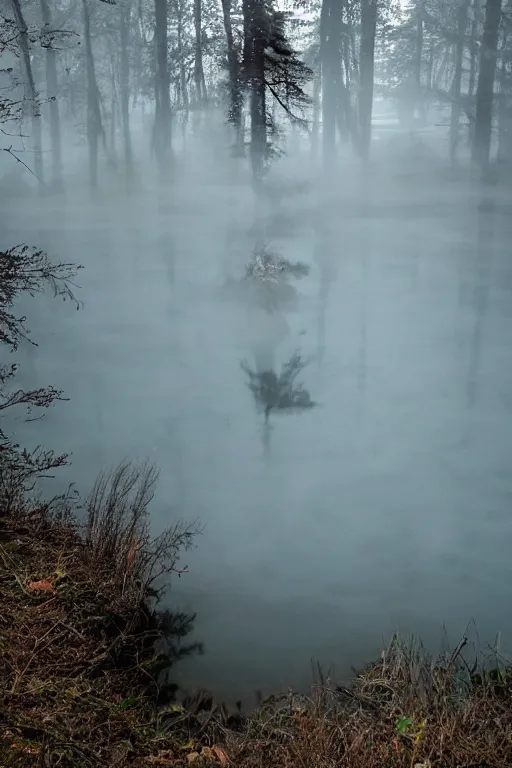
top-left (40, 0), bottom-right (63, 189)
top-left (0, 245), bottom-right (81, 511)
top-left (10, 0), bottom-right (44, 184)
top-left (358, 0), bottom-right (378, 161)
top-left (242, 351), bottom-right (316, 422)
top-left (242, 0), bottom-right (311, 182)
top-left (153, 0), bottom-right (173, 170)
top-left (83, 0), bottom-right (105, 188)
top-left (119, 0), bottom-right (133, 174)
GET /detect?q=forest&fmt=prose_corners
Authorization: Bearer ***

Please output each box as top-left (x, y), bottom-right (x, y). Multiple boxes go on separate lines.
top-left (0, 0), bottom-right (510, 188)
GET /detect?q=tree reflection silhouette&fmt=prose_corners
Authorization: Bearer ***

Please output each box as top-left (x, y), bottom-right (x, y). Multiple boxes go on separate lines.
top-left (241, 350), bottom-right (316, 422)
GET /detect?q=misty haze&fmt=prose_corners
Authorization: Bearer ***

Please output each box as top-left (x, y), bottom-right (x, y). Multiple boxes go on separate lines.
top-left (2, 0), bottom-right (512, 710)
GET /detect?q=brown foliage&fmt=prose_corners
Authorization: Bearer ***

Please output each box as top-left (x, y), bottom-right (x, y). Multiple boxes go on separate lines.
top-left (0, 465), bottom-right (201, 767)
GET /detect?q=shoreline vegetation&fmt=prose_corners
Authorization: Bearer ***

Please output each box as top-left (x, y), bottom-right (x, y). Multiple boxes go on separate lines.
top-left (2, 486), bottom-right (512, 768)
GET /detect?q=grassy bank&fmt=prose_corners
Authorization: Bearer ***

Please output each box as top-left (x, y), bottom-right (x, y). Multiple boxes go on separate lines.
top-left (2, 486), bottom-right (512, 768)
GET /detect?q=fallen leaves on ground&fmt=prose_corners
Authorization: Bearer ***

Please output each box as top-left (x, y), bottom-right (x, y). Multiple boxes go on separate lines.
top-left (27, 577), bottom-right (56, 595)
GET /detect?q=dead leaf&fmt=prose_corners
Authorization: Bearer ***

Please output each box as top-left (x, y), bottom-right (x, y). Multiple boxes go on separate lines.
top-left (187, 752), bottom-right (201, 764)
top-left (211, 746), bottom-right (229, 765)
top-left (27, 578), bottom-right (56, 595)
top-left (146, 750), bottom-right (174, 765)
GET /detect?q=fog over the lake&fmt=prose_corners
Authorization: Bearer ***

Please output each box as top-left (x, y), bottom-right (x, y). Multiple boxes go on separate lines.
top-left (3, 108), bottom-right (512, 705)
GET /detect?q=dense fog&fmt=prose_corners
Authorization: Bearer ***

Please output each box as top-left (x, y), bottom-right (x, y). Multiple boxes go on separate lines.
top-left (2, 0), bottom-right (512, 707)
top-left (3, 122), bottom-right (512, 704)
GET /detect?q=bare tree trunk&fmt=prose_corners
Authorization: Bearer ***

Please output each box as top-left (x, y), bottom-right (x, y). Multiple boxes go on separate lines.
top-left (497, 30), bottom-right (512, 163)
top-left (311, 64), bottom-right (321, 162)
top-left (221, 0), bottom-right (242, 147)
top-left (40, 0), bottom-right (62, 189)
top-left (120, 0), bottom-right (133, 174)
top-left (110, 55), bottom-right (118, 162)
top-left (415, 0), bottom-right (425, 122)
top-left (83, 0), bottom-right (103, 188)
top-left (320, 0), bottom-right (342, 170)
top-left (194, 0), bottom-right (207, 103)
top-left (358, 0), bottom-right (377, 162)
top-left (177, 8), bottom-right (189, 113)
top-left (472, 0), bottom-right (502, 171)
top-left (154, 0), bottom-right (172, 171)
top-left (449, 0), bottom-right (470, 164)
top-left (10, 0), bottom-right (44, 184)
top-left (250, 20), bottom-right (266, 183)
top-left (468, 0), bottom-right (480, 99)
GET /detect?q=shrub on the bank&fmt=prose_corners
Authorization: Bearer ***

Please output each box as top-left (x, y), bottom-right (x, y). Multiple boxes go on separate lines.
top-left (85, 460), bottom-right (201, 599)
top-left (0, 244), bottom-right (81, 513)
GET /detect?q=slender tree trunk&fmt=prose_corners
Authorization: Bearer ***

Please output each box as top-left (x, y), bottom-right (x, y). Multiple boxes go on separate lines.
top-left (194, 0), bottom-right (207, 103)
top-left (177, 11), bottom-right (190, 113)
top-left (426, 42), bottom-right (434, 91)
top-left (472, 0), bottom-right (502, 170)
top-left (40, 0), bottom-right (63, 189)
top-left (10, 0), bottom-right (44, 184)
top-left (154, 0), bottom-right (172, 170)
top-left (311, 63), bottom-right (321, 161)
top-left (320, 0), bottom-right (342, 170)
top-left (497, 30), bottom-right (512, 163)
top-left (250, 26), bottom-right (266, 183)
top-left (83, 0), bottom-right (103, 188)
top-left (415, 0), bottom-right (424, 121)
top-left (110, 55), bottom-right (118, 161)
top-left (468, 0), bottom-right (479, 99)
top-left (450, 0), bottom-right (470, 164)
top-left (120, 0), bottom-right (133, 173)
top-left (221, 0), bottom-right (242, 146)
top-left (358, 0), bottom-right (377, 162)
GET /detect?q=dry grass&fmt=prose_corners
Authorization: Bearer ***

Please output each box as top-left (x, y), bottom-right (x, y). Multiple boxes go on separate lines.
top-left (212, 637), bottom-right (512, 768)
top-left (85, 461), bottom-right (200, 599)
top-left (0, 462), bottom-right (202, 767)
top-left (1, 468), bottom-right (512, 767)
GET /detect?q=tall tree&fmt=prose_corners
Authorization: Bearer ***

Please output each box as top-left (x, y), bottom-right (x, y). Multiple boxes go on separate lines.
top-left (83, 0), bottom-right (104, 188)
top-left (414, 0), bottom-right (424, 121)
top-left (221, 0), bottom-right (242, 145)
top-left (119, 0), bottom-right (133, 174)
top-left (468, 0), bottom-right (480, 100)
top-left (153, 0), bottom-right (172, 169)
top-left (10, 0), bottom-right (44, 184)
top-left (449, 0), bottom-right (470, 164)
top-left (194, 0), bottom-right (207, 103)
top-left (320, 0), bottom-right (342, 169)
top-left (40, 0), bottom-right (63, 189)
top-left (497, 27), bottom-right (512, 163)
top-left (472, 0), bottom-right (502, 170)
top-left (240, 0), bottom-right (310, 182)
top-left (358, 0), bottom-right (377, 162)
top-left (243, 0), bottom-right (267, 183)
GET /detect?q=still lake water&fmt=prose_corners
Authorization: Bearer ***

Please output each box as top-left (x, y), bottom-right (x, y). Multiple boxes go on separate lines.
top-left (3, 156), bottom-right (512, 705)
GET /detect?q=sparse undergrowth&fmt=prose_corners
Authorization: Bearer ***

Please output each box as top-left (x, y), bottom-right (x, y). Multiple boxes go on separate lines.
top-left (0, 462), bottom-right (204, 767)
top-left (2, 476), bottom-right (512, 767)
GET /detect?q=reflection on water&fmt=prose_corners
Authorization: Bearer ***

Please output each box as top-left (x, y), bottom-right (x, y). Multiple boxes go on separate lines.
top-left (4, 175), bottom-right (512, 706)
